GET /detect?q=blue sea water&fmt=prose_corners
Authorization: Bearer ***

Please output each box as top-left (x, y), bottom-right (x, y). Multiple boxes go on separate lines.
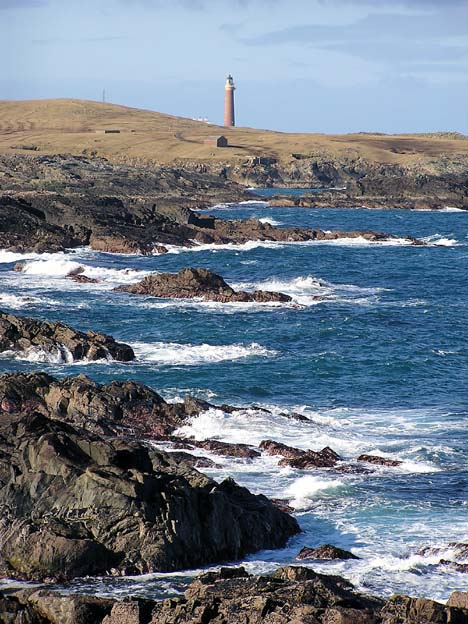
top-left (0, 205), bottom-right (467, 601)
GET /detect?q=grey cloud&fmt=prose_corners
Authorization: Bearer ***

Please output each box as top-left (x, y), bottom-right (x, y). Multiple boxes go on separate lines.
top-left (241, 11), bottom-right (468, 67)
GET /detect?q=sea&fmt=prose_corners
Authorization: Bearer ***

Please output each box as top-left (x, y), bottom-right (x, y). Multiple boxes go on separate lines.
top-left (0, 200), bottom-right (467, 602)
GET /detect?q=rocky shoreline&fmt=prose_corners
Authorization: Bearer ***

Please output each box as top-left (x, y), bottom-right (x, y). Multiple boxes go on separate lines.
top-left (0, 154), bottom-right (427, 256)
top-left (1, 150), bottom-right (466, 623)
top-left (1, 565), bottom-right (467, 624)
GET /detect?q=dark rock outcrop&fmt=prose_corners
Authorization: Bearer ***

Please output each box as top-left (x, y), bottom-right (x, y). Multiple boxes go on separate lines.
top-left (115, 268), bottom-right (293, 303)
top-left (0, 372), bottom-right (211, 439)
top-left (296, 544), bottom-right (360, 560)
top-left (279, 446), bottom-right (342, 469)
top-left (0, 155), bottom-right (425, 256)
top-left (0, 410), bottom-right (299, 582)
top-left (357, 454), bottom-right (402, 467)
top-left (0, 311), bottom-right (135, 362)
top-left (1, 568), bottom-right (467, 623)
top-left (150, 565), bottom-right (385, 624)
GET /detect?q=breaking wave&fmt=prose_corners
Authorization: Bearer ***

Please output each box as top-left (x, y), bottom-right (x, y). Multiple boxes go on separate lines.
top-left (131, 341), bottom-right (277, 365)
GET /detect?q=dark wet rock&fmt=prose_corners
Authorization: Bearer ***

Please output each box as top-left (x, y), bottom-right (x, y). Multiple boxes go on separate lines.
top-left (68, 274), bottom-right (100, 284)
top-left (296, 545), bottom-right (360, 561)
top-left (357, 454), bottom-right (402, 467)
top-left (259, 439), bottom-right (307, 460)
top-left (440, 560), bottom-right (468, 573)
top-left (271, 498), bottom-right (294, 513)
top-left (0, 410), bottom-right (299, 581)
top-left (381, 594), bottom-right (468, 624)
top-left (0, 311), bottom-right (135, 362)
top-left (279, 446), bottom-right (342, 469)
top-left (150, 565), bottom-right (385, 624)
top-left (280, 411), bottom-right (310, 422)
top-left (166, 451), bottom-right (220, 469)
top-left (0, 372), bottom-right (204, 439)
top-left (115, 268), bottom-right (292, 303)
top-left (335, 463), bottom-right (373, 475)
top-left (154, 244), bottom-right (169, 254)
top-left (186, 438), bottom-right (261, 459)
top-left (417, 542), bottom-right (468, 560)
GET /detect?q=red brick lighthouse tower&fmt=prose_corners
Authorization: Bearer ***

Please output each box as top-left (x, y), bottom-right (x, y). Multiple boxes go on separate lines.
top-left (224, 74), bottom-right (236, 127)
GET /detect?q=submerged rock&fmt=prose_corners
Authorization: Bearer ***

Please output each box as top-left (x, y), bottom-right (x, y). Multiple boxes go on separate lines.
top-left (0, 311), bottom-right (135, 362)
top-left (357, 454), bottom-right (402, 467)
top-left (296, 544), bottom-right (360, 561)
top-left (0, 411), bottom-right (299, 582)
top-left (115, 268), bottom-right (293, 303)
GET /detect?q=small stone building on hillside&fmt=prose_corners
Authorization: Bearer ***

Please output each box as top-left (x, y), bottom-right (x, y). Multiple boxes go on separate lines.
top-left (204, 135), bottom-right (228, 148)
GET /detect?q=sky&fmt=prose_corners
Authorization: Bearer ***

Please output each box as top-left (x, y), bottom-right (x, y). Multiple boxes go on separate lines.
top-left (1, 0), bottom-right (467, 133)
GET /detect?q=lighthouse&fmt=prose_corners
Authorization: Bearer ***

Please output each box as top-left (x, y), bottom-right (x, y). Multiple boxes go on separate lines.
top-left (224, 74), bottom-right (235, 127)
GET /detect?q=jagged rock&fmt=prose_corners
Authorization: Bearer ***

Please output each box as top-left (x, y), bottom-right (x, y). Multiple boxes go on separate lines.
top-left (150, 565), bottom-right (385, 623)
top-left (68, 274), bottom-right (100, 284)
top-left (0, 587), bottom-right (114, 624)
top-left (381, 594), bottom-right (468, 624)
top-left (166, 451), bottom-right (220, 469)
top-left (417, 542), bottom-right (468, 559)
top-left (259, 439), bottom-right (307, 460)
top-left (271, 498), bottom-right (294, 513)
top-left (115, 268), bottom-right (292, 303)
top-left (0, 372), bottom-right (207, 439)
top-left (447, 592), bottom-right (468, 609)
top-left (189, 438), bottom-right (261, 459)
top-left (0, 410), bottom-right (299, 581)
top-left (279, 446), bottom-right (342, 469)
top-left (296, 545), bottom-right (360, 561)
top-left (0, 311), bottom-right (135, 362)
top-left (357, 454), bottom-right (402, 467)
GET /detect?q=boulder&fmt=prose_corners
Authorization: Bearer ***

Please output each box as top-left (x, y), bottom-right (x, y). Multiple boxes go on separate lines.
top-left (115, 268), bottom-right (292, 303)
top-left (0, 410), bottom-right (299, 581)
top-left (259, 439), bottom-right (307, 460)
top-left (0, 312), bottom-right (134, 362)
top-left (279, 446), bottom-right (341, 469)
top-left (296, 545), bottom-right (360, 561)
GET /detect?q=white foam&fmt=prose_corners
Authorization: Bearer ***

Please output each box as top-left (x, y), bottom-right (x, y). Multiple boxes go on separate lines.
top-left (211, 200), bottom-right (270, 209)
top-left (14, 258), bottom-right (151, 288)
top-left (164, 240), bottom-right (283, 254)
top-left (1, 345), bottom-right (74, 364)
top-left (259, 217), bottom-right (282, 226)
top-left (19, 259), bottom-right (84, 277)
top-left (231, 274), bottom-right (386, 307)
top-left (131, 341), bottom-right (276, 366)
top-left (421, 234), bottom-right (459, 246)
top-left (0, 293), bottom-right (46, 308)
top-left (286, 475), bottom-right (345, 510)
top-left (441, 207), bottom-right (466, 212)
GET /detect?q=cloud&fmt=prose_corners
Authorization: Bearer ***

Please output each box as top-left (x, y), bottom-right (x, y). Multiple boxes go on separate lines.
top-left (241, 10), bottom-right (468, 68)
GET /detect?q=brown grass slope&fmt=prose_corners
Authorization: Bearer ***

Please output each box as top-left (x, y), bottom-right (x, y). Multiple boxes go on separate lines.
top-left (1, 98), bottom-right (467, 167)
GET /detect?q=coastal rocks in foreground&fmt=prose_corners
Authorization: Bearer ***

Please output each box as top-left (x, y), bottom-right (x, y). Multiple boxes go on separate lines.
top-left (0, 410), bottom-right (299, 582)
top-left (1, 569), bottom-right (467, 624)
top-left (116, 268), bottom-right (293, 303)
top-left (0, 311), bottom-right (135, 362)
